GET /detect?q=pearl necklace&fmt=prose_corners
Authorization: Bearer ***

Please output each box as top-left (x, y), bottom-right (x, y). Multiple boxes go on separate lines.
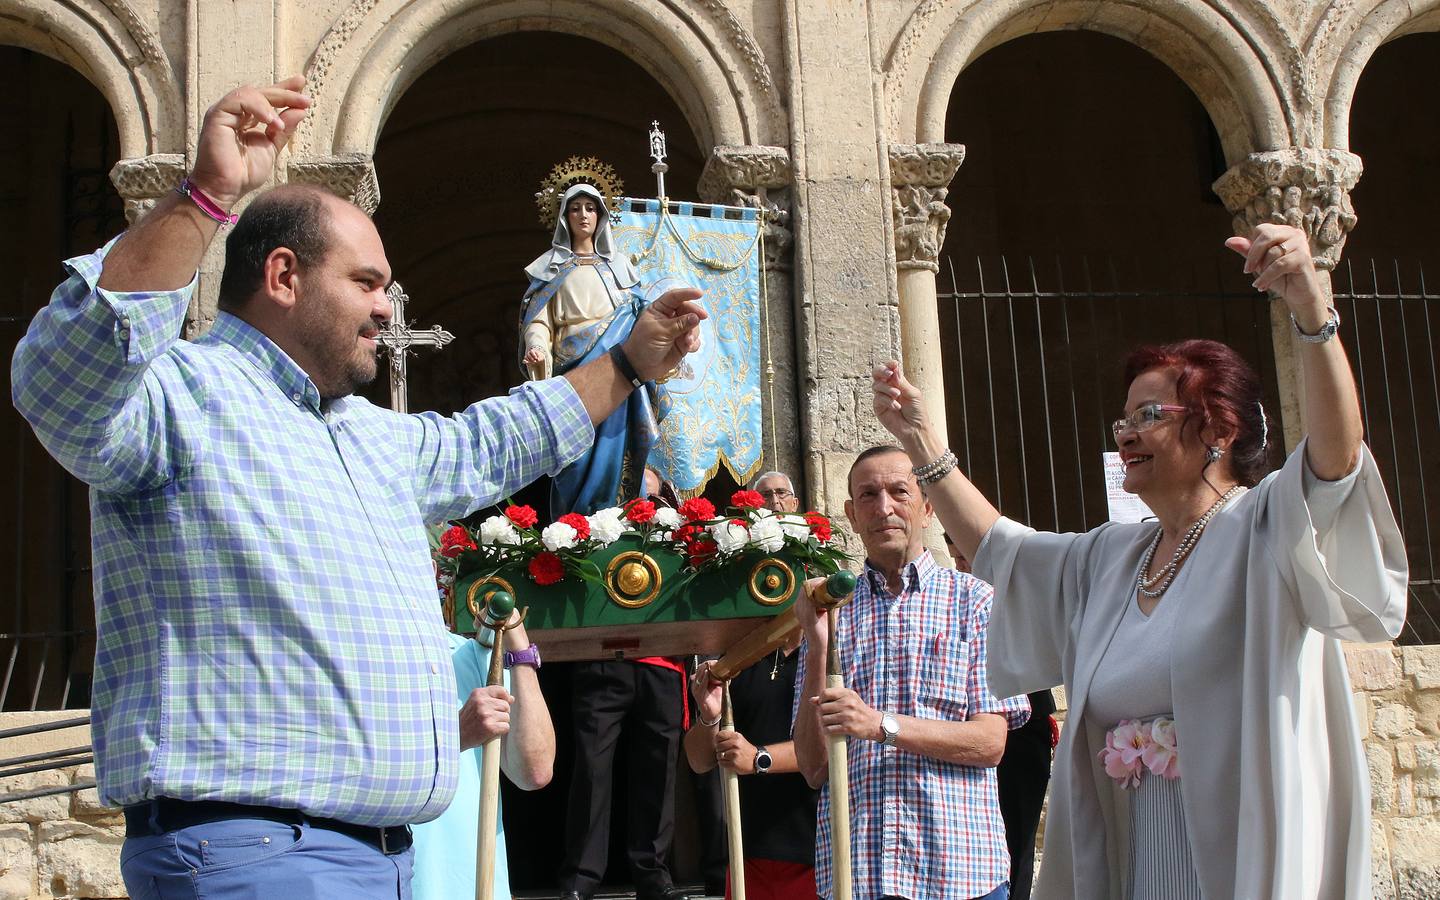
top-left (1136, 485), bottom-right (1245, 599)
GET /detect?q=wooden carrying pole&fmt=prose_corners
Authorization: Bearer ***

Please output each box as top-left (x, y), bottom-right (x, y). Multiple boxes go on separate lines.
top-left (810, 573), bottom-right (857, 900)
top-left (475, 591), bottom-right (517, 900)
top-left (720, 683), bottom-right (746, 900)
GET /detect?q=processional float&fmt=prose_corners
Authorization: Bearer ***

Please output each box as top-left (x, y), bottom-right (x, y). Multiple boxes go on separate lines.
top-left (383, 125), bottom-right (859, 900)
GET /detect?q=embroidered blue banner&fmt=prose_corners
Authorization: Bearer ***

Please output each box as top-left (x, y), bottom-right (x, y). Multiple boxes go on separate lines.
top-left (612, 199), bottom-right (763, 497)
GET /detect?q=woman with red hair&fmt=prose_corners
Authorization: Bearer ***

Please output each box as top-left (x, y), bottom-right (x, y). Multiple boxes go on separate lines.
top-left (871, 223), bottom-right (1406, 899)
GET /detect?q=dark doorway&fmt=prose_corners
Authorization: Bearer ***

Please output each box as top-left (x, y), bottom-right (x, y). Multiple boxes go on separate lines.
top-left (1, 47), bottom-right (126, 711)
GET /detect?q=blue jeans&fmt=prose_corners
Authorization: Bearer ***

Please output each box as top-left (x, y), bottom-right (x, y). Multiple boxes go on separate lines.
top-left (120, 817), bottom-right (414, 899)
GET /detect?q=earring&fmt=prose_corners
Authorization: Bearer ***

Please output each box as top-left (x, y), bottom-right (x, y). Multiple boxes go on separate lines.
top-left (1206, 445), bottom-right (1224, 463)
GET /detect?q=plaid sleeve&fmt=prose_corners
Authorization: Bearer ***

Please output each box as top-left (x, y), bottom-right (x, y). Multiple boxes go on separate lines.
top-left (410, 376), bottom-right (595, 522)
top-left (965, 579), bottom-right (1031, 730)
top-left (10, 239), bottom-right (193, 492)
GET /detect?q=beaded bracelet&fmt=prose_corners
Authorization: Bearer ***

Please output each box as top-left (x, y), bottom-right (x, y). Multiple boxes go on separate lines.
top-left (913, 449), bottom-right (958, 486)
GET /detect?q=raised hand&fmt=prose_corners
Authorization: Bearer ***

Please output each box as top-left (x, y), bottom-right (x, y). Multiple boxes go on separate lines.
top-left (622, 286), bottom-right (707, 381)
top-left (1224, 224), bottom-right (1327, 327)
top-left (189, 76), bottom-right (312, 210)
top-left (872, 361), bottom-right (929, 445)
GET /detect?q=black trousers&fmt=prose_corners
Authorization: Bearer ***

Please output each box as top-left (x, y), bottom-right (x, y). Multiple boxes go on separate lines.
top-left (561, 659), bottom-right (683, 895)
top-left (997, 690), bottom-right (1055, 900)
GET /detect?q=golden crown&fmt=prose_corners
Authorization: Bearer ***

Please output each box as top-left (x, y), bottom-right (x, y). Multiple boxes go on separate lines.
top-left (535, 156), bottom-right (626, 228)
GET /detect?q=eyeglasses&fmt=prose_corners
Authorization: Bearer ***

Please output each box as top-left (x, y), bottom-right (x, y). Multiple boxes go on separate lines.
top-left (1111, 403), bottom-right (1187, 441)
top-left (758, 488), bottom-right (793, 500)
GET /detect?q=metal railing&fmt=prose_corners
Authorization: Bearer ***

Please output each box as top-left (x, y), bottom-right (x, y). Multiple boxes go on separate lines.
top-left (938, 253), bottom-right (1439, 645)
top-left (1333, 259), bottom-right (1440, 645)
top-left (0, 715), bottom-right (94, 803)
top-left (0, 630), bottom-right (94, 711)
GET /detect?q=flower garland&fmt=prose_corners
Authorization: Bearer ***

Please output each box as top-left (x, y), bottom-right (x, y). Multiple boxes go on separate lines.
top-left (435, 490), bottom-right (847, 592)
top-left (1099, 717), bottom-right (1180, 789)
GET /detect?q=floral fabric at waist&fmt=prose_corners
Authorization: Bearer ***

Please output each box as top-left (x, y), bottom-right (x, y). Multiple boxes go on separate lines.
top-left (1100, 716), bottom-right (1180, 789)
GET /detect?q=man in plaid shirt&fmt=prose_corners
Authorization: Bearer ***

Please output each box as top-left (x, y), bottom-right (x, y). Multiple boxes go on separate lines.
top-left (10, 77), bottom-right (704, 899)
top-left (794, 446), bottom-right (1030, 900)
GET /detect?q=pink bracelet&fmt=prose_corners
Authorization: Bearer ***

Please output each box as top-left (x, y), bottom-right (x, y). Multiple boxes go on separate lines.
top-left (175, 177), bottom-right (239, 227)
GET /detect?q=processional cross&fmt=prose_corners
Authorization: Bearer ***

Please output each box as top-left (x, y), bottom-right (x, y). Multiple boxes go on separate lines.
top-left (375, 281), bottom-right (455, 413)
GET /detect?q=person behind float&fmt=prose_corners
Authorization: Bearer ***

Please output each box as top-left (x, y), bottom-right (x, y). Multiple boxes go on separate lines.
top-left (520, 183), bottom-right (678, 515)
top-left (10, 76), bottom-right (705, 899)
top-left (869, 222), bottom-right (1407, 899)
top-left (684, 468), bottom-right (819, 900)
top-left (791, 446), bottom-right (1030, 900)
top-left (558, 467), bottom-right (692, 900)
top-left (411, 612), bottom-right (552, 900)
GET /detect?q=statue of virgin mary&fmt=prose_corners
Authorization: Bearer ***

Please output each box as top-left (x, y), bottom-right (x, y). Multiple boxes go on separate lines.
top-left (519, 182), bottom-right (679, 515)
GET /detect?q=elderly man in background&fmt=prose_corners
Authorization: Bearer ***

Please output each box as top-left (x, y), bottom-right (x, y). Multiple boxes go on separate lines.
top-left (792, 445), bottom-right (1030, 900)
top-left (752, 470), bottom-right (800, 512)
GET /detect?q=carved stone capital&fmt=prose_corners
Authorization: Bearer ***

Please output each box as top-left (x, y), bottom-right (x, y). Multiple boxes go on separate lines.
top-left (287, 153), bottom-right (381, 215)
top-left (699, 145), bottom-right (794, 270)
top-left (1212, 148), bottom-right (1362, 271)
top-left (109, 153), bottom-right (186, 224)
top-left (889, 143), bottom-right (966, 272)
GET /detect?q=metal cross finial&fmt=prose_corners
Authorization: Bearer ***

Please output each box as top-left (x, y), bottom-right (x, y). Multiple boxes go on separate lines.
top-left (375, 281), bottom-right (455, 413)
top-left (649, 121), bottom-right (669, 199)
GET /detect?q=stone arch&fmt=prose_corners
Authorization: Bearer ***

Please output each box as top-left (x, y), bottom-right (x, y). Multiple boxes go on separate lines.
top-left (299, 0), bottom-right (784, 158)
top-left (1320, 0), bottom-right (1440, 149)
top-left (887, 0), bottom-right (1291, 166)
top-left (0, 0), bottom-right (180, 157)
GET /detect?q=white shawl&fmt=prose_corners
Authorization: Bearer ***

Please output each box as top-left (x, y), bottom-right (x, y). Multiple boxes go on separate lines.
top-left (974, 440), bottom-right (1407, 899)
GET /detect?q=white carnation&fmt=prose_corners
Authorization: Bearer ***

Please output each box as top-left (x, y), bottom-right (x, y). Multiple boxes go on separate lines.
top-left (654, 507), bottom-right (684, 530)
top-left (778, 514), bottom-right (810, 540)
top-left (587, 509), bottom-right (626, 546)
top-left (479, 515), bottom-right (520, 546)
top-left (749, 515), bottom-right (785, 553)
top-left (710, 520), bottom-right (750, 554)
top-left (541, 521), bottom-right (579, 551)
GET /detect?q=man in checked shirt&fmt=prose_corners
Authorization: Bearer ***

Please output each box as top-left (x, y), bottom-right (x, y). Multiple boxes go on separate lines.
top-left (11, 77), bottom-right (704, 899)
top-left (793, 445), bottom-right (1030, 900)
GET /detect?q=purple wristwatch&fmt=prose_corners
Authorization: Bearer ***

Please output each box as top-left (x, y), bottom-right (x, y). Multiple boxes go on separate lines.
top-left (503, 643), bottom-right (542, 669)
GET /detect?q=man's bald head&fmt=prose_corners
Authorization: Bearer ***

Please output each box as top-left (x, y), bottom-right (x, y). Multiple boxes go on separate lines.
top-left (217, 184), bottom-right (353, 312)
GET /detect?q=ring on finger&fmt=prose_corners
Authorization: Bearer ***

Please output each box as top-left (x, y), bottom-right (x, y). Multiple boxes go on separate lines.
top-left (1269, 242), bottom-right (1288, 261)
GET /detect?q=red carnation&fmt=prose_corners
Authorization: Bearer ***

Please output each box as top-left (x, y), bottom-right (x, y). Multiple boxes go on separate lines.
top-left (679, 497), bottom-right (716, 522)
top-left (557, 512), bottom-right (591, 541)
top-left (730, 489), bottom-right (764, 510)
top-left (626, 499), bottom-right (656, 524)
top-left (439, 525), bottom-right (477, 558)
top-left (685, 535), bottom-right (719, 567)
top-left (505, 504), bottom-right (539, 529)
top-left (528, 551), bottom-right (565, 586)
top-left (804, 511), bottom-right (833, 543)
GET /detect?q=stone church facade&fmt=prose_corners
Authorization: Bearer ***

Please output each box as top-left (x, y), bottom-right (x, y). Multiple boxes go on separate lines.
top-left (1, 0), bottom-right (1438, 897)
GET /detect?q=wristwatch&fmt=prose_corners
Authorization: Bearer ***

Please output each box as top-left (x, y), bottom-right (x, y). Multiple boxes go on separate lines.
top-left (880, 713), bottom-right (900, 747)
top-left (1292, 305), bottom-right (1340, 343)
top-left (754, 746), bottom-right (773, 775)
top-left (503, 643), bottom-right (542, 670)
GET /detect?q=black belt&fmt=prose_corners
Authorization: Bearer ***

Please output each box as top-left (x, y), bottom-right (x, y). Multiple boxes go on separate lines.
top-left (123, 798), bottom-right (413, 856)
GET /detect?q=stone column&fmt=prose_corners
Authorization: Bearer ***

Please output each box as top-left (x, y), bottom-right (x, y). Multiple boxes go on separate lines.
top-left (109, 153), bottom-right (186, 225)
top-left (698, 145), bottom-right (799, 485)
top-left (888, 143), bottom-right (966, 449)
top-left (1213, 148), bottom-right (1362, 451)
top-left (287, 153), bottom-right (382, 215)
